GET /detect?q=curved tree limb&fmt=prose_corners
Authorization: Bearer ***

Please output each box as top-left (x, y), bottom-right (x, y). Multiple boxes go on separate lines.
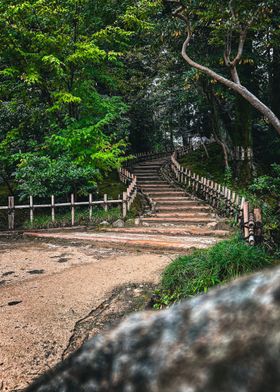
top-left (170, 4), bottom-right (280, 136)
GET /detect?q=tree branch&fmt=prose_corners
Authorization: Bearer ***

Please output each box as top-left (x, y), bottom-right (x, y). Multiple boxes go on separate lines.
top-left (170, 4), bottom-right (280, 135)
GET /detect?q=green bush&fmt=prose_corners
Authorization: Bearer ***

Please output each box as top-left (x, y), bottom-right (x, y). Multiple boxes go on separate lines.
top-left (154, 237), bottom-right (274, 308)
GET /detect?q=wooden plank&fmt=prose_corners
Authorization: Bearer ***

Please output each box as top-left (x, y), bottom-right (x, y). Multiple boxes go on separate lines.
top-left (122, 192), bottom-right (127, 219)
top-left (8, 196), bottom-right (15, 231)
top-left (30, 196), bottom-right (34, 225)
top-left (243, 201), bottom-right (249, 240)
top-left (89, 194), bottom-right (93, 221)
top-left (51, 195), bottom-right (55, 223)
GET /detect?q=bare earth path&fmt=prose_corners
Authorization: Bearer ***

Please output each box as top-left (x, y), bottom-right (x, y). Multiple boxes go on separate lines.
top-left (0, 156), bottom-right (231, 391)
top-left (0, 239), bottom-right (171, 391)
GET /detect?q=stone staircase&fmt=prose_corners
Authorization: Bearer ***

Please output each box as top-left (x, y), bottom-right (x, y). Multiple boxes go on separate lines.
top-left (25, 156), bottom-right (230, 253)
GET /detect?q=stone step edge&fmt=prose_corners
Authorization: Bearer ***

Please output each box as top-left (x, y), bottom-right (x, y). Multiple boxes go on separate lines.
top-left (23, 232), bottom-right (219, 253)
top-left (99, 228), bottom-right (230, 238)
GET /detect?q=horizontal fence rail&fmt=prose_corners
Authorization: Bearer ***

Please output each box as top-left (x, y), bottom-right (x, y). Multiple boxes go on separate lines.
top-left (169, 148), bottom-right (262, 245)
top-left (0, 194), bottom-right (126, 231)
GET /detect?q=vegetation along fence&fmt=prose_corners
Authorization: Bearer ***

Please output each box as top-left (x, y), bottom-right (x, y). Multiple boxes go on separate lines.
top-left (169, 148), bottom-right (262, 246)
top-left (0, 150), bottom-right (167, 231)
top-left (0, 179), bottom-right (138, 231)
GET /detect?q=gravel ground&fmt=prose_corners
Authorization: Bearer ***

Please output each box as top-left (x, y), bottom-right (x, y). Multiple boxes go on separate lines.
top-left (0, 238), bottom-right (172, 391)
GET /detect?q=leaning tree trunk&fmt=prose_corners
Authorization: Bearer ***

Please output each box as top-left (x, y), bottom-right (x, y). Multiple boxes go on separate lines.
top-left (232, 95), bottom-right (253, 182)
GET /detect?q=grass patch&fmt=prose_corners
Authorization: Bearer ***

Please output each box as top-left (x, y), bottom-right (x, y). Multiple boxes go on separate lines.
top-left (154, 237), bottom-right (274, 308)
top-left (23, 207), bottom-right (122, 230)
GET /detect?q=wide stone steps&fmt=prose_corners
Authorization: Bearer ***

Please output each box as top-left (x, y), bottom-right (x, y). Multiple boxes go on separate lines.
top-left (155, 200), bottom-right (205, 206)
top-left (24, 156), bottom-right (230, 254)
top-left (146, 192), bottom-right (186, 197)
top-left (141, 217), bottom-right (217, 225)
top-left (99, 227), bottom-right (230, 237)
top-left (151, 212), bottom-right (215, 218)
top-left (24, 231), bottom-right (221, 254)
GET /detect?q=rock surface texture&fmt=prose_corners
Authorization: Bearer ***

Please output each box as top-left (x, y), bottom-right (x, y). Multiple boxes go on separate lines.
top-left (26, 265), bottom-right (280, 392)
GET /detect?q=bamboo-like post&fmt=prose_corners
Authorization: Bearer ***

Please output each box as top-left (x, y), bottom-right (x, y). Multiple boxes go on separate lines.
top-left (104, 194), bottom-right (108, 212)
top-left (71, 193), bottom-right (75, 226)
top-left (30, 196), bottom-right (34, 225)
top-left (122, 191), bottom-right (127, 219)
top-left (8, 196), bottom-right (15, 230)
top-left (227, 189), bottom-right (231, 216)
top-left (51, 195), bottom-right (55, 223)
top-left (248, 211), bottom-right (255, 246)
top-left (195, 174), bottom-right (200, 193)
top-left (213, 183), bottom-right (218, 207)
top-left (184, 169), bottom-right (188, 185)
top-left (243, 201), bottom-right (249, 240)
top-left (89, 194), bottom-right (93, 221)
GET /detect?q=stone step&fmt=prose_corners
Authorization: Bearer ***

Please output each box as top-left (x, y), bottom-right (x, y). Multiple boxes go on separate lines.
top-left (152, 212), bottom-right (215, 218)
top-left (133, 172), bottom-right (159, 176)
top-left (147, 192), bottom-right (186, 197)
top-left (99, 227), bottom-right (230, 238)
top-left (155, 200), bottom-right (204, 206)
top-left (156, 206), bottom-right (212, 212)
top-left (132, 167), bottom-right (160, 171)
top-left (140, 185), bottom-right (175, 190)
top-left (136, 164), bottom-right (163, 168)
top-left (141, 217), bottom-right (216, 225)
top-left (136, 175), bottom-right (161, 179)
top-left (152, 197), bottom-right (195, 201)
top-left (24, 231), bottom-right (221, 253)
top-left (138, 181), bottom-right (169, 185)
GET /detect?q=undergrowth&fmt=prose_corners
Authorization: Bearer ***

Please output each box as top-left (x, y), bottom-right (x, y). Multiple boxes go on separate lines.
top-left (153, 237), bottom-right (274, 309)
top-left (23, 207), bottom-right (122, 229)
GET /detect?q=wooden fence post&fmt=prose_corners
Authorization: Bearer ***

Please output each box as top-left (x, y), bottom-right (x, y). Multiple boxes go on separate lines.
top-left (89, 194), bottom-right (93, 221)
top-left (248, 211), bottom-right (255, 246)
top-left (30, 196), bottom-right (34, 225)
top-left (104, 194), bottom-right (108, 212)
top-left (243, 201), bottom-right (249, 240)
top-left (71, 193), bottom-right (75, 226)
top-left (8, 196), bottom-right (15, 231)
top-left (122, 192), bottom-right (127, 219)
top-left (51, 195), bottom-right (55, 223)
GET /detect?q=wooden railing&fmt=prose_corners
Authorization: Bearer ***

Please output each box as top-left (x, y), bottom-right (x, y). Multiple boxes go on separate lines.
top-left (118, 168), bottom-right (138, 218)
top-left (170, 148), bottom-right (262, 245)
top-left (1, 169), bottom-right (139, 230)
top-left (0, 193), bottom-right (126, 231)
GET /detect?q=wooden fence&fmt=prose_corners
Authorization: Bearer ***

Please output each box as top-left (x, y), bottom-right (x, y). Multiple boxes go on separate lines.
top-left (0, 168), bottom-right (140, 230)
top-left (0, 150), bottom-right (166, 231)
top-left (118, 168), bottom-right (138, 217)
top-left (0, 193), bottom-right (128, 231)
top-left (170, 148), bottom-right (262, 245)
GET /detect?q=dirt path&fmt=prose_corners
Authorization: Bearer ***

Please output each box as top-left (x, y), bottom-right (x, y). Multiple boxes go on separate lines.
top-left (0, 238), bottom-right (172, 391)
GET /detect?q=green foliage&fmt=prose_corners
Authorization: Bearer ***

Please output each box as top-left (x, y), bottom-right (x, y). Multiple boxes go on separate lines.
top-left (15, 155), bottom-right (98, 199)
top-left (22, 207), bottom-right (122, 229)
top-left (249, 164), bottom-right (280, 249)
top-left (179, 144), bottom-right (226, 183)
top-left (249, 164), bottom-right (280, 200)
top-left (0, 0), bottom-right (155, 195)
top-left (154, 237), bottom-right (273, 308)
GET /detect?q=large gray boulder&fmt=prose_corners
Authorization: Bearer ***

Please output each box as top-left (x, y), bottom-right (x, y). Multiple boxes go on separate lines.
top-left (26, 266), bottom-right (280, 392)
